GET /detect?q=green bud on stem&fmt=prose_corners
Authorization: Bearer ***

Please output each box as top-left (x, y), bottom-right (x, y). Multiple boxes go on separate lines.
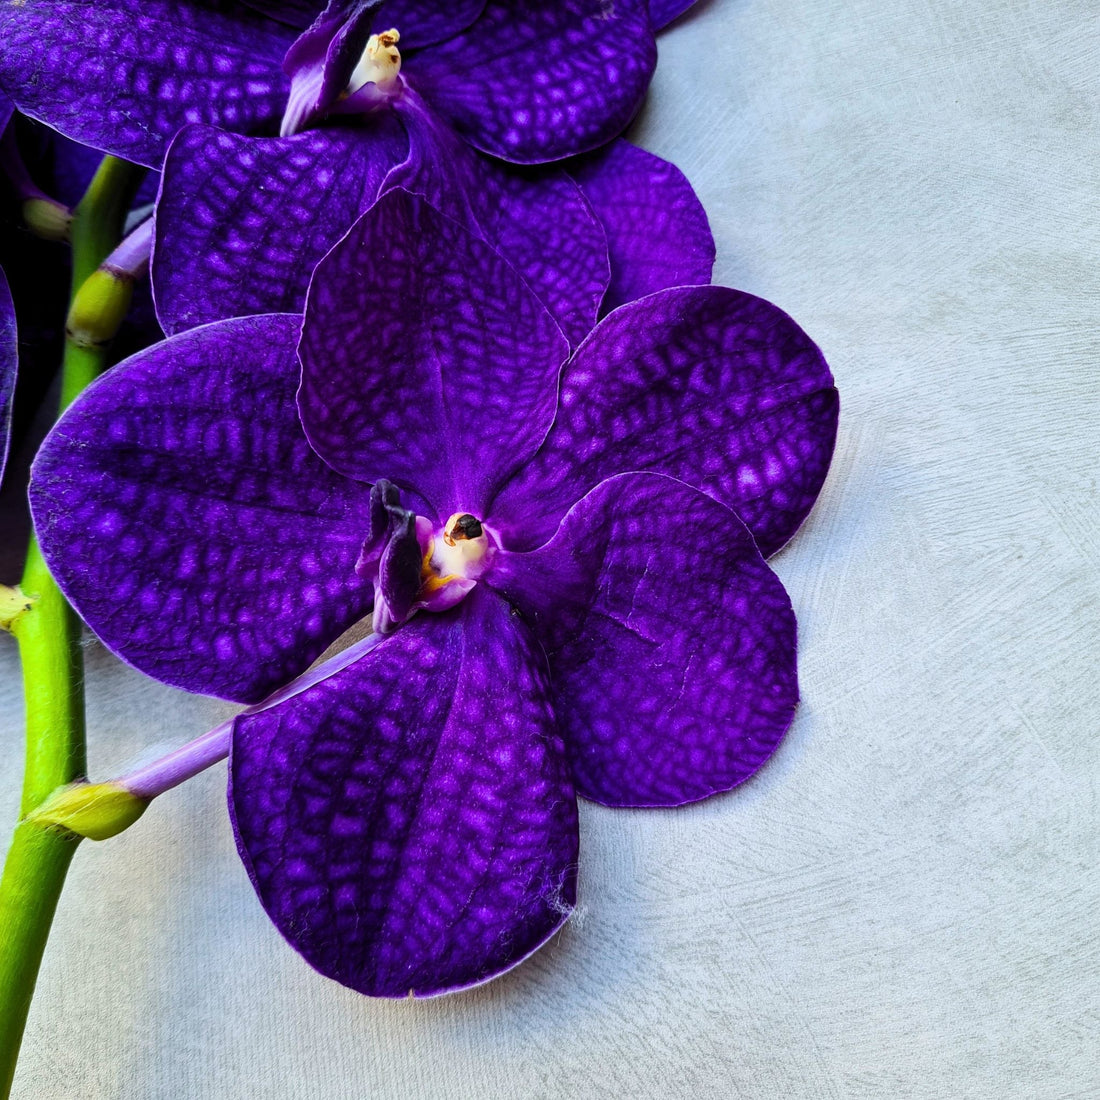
top-left (65, 268), bottom-right (134, 349)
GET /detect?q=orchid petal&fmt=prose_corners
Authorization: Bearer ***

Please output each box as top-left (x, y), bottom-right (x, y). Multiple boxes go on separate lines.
top-left (241, 0), bottom-right (321, 27)
top-left (405, 0), bottom-right (656, 163)
top-left (262, 0), bottom-right (484, 43)
top-left (389, 94), bottom-right (608, 346)
top-left (490, 286), bottom-right (839, 557)
top-left (29, 314), bottom-right (374, 703)
top-left (299, 189), bottom-right (568, 518)
top-left (0, 266), bottom-right (15, 485)
top-left (152, 120), bottom-right (406, 333)
top-left (567, 138), bottom-right (714, 315)
top-left (376, 0), bottom-right (486, 49)
top-left (0, 1), bottom-right (294, 168)
top-left (488, 473), bottom-right (798, 806)
top-left (647, 0), bottom-right (700, 30)
top-left (230, 588), bottom-right (578, 997)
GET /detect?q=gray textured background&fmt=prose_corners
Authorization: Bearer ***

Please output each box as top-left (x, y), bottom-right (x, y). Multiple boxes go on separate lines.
top-left (3, 0), bottom-right (1099, 1096)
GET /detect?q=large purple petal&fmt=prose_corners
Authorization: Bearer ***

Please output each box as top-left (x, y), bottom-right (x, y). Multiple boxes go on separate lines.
top-left (378, 0), bottom-right (485, 48)
top-left (0, 265), bottom-right (14, 485)
top-left (567, 138), bottom-right (714, 314)
top-left (152, 119), bottom-right (406, 333)
top-left (29, 314), bottom-right (374, 703)
top-left (256, 0), bottom-right (485, 43)
top-left (388, 94), bottom-right (607, 346)
top-left (489, 287), bottom-right (839, 557)
top-left (648, 0), bottom-right (700, 30)
top-left (488, 473), bottom-right (798, 807)
top-left (230, 587), bottom-right (578, 997)
top-left (405, 0), bottom-right (656, 163)
top-left (299, 188), bottom-right (569, 518)
top-left (0, 0), bottom-right (294, 168)
top-left (242, 0), bottom-right (321, 26)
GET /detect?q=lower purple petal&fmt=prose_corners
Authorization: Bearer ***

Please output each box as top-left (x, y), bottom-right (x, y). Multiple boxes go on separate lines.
top-left (488, 473), bottom-right (799, 807)
top-left (152, 120), bottom-right (406, 333)
top-left (489, 286), bottom-right (839, 558)
top-left (230, 588), bottom-right (578, 997)
top-left (29, 314), bottom-right (374, 703)
top-left (568, 138), bottom-right (714, 314)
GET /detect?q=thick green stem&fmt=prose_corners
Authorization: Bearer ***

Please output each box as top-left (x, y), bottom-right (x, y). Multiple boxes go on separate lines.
top-left (0, 825), bottom-right (78, 1099)
top-left (0, 155), bottom-right (143, 1100)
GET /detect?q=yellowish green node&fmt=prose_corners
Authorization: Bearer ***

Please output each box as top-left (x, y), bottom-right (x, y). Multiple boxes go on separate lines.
top-left (0, 585), bottom-right (34, 633)
top-left (27, 782), bottom-right (148, 841)
top-left (66, 268), bottom-right (134, 349)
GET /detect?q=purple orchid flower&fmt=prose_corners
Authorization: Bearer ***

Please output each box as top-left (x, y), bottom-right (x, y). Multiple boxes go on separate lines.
top-left (30, 190), bottom-right (837, 995)
top-left (0, 0), bottom-right (656, 171)
top-left (0, 0), bottom-right (707, 342)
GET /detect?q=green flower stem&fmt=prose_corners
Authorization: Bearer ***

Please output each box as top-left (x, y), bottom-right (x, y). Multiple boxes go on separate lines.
top-left (0, 825), bottom-right (79, 1099)
top-left (0, 155), bottom-right (143, 1100)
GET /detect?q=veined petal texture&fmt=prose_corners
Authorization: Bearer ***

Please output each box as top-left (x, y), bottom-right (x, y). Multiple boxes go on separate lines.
top-left (488, 473), bottom-right (798, 806)
top-left (568, 138), bottom-right (714, 315)
top-left (153, 119), bottom-right (407, 333)
top-left (230, 588), bottom-right (578, 997)
top-left (0, 265), bottom-right (14, 485)
top-left (29, 314), bottom-right (374, 703)
top-left (299, 189), bottom-right (569, 519)
top-left (490, 286), bottom-right (839, 557)
top-left (376, 0), bottom-right (486, 49)
top-left (390, 95), bottom-right (608, 346)
top-left (0, 0), bottom-right (294, 167)
top-left (406, 0), bottom-right (656, 163)
top-left (250, 0), bottom-right (486, 46)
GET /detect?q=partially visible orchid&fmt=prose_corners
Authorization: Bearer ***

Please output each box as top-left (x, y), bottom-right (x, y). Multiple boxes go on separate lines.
top-left (0, 1), bottom-right (656, 169)
top-left (0, 1), bottom-right (712, 342)
top-left (30, 190), bottom-right (838, 995)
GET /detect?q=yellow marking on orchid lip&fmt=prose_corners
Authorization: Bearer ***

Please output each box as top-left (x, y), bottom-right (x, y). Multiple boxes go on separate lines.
top-left (417, 539), bottom-right (459, 595)
top-left (420, 571), bottom-right (460, 595)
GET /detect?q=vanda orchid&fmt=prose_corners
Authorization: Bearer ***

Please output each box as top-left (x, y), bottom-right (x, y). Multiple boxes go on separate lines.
top-left (29, 190), bottom-right (838, 996)
top-left (0, 0), bottom-right (714, 343)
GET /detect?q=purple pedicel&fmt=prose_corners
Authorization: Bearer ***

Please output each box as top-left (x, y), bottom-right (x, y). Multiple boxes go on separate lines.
top-left (31, 190), bottom-right (838, 995)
